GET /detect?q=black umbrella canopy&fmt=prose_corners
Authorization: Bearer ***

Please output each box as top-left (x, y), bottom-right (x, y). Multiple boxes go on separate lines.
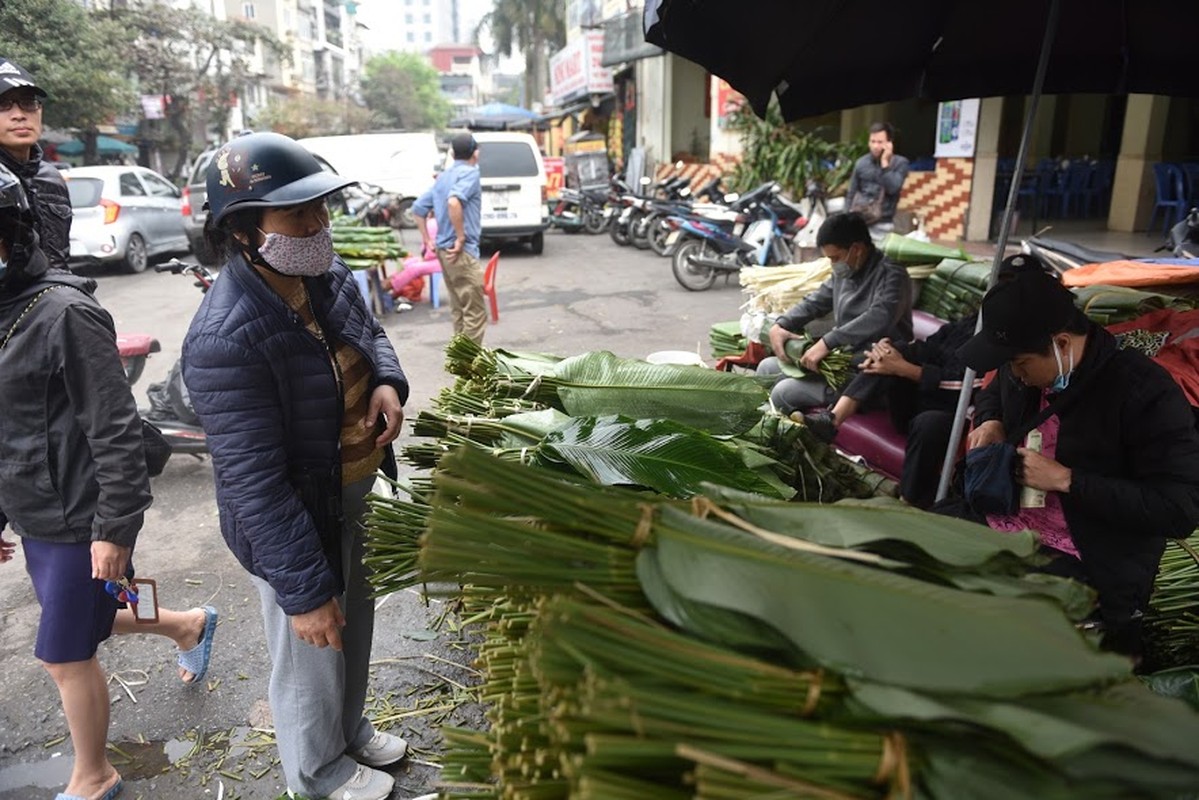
top-left (645, 0), bottom-right (1199, 121)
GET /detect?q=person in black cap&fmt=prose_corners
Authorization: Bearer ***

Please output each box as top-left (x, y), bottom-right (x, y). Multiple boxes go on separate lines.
top-left (956, 254), bottom-right (1199, 661)
top-left (412, 132), bottom-right (486, 342)
top-left (0, 58), bottom-right (71, 271)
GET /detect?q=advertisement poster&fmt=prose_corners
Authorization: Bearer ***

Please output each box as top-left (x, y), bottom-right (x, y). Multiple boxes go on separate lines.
top-left (934, 98), bottom-right (980, 158)
top-left (544, 156), bottom-right (565, 200)
top-left (714, 79), bottom-right (744, 130)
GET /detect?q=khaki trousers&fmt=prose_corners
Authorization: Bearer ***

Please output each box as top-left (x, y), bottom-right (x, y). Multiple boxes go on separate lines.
top-left (436, 248), bottom-right (488, 344)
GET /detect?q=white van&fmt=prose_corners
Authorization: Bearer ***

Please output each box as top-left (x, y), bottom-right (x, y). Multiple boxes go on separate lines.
top-left (448, 132), bottom-right (549, 254)
top-left (298, 132), bottom-right (440, 224)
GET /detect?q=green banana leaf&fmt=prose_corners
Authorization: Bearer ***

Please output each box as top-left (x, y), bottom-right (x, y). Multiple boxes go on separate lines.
top-left (643, 506), bottom-right (1132, 697)
top-left (551, 351), bottom-right (768, 435)
top-left (880, 233), bottom-right (969, 265)
top-left (706, 487), bottom-right (1040, 569)
top-left (491, 347), bottom-right (564, 377)
top-left (850, 680), bottom-right (1199, 792)
top-left (494, 408), bottom-right (573, 449)
top-left (535, 415), bottom-right (792, 499)
top-left (1141, 667), bottom-right (1199, 711)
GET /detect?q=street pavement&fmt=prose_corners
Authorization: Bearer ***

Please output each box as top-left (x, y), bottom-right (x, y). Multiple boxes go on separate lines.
top-left (0, 229), bottom-right (744, 800)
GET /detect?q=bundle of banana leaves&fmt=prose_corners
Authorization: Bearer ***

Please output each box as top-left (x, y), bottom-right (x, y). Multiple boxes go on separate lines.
top-left (442, 335), bottom-right (769, 436)
top-left (778, 333), bottom-right (855, 389)
top-left (382, 448), bottom-right (1199, 800)
top-left (331, 225), bottom-right (406, 270)
top-left (914, 258), bottom-right (992, 321)
top-left (879, 233), bottom-right (969, 266)
top-left (707, 320), bottom-right (746, 358)
top-left (1072, 283), bottom-right (1196, 325)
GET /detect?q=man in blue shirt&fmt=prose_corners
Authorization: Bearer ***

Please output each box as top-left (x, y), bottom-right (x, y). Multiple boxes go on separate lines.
top-left (413, 133), bottom-right (486, 343)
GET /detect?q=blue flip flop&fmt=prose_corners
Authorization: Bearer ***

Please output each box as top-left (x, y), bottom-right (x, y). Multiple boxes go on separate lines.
top-left (177, 606), bottom-right (218, 685)
top-left (55, 776), bottom-right (123, 800)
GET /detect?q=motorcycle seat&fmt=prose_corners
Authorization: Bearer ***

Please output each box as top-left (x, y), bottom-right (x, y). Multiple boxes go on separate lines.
top-left (1026, 236), bottom-right (1132, 266)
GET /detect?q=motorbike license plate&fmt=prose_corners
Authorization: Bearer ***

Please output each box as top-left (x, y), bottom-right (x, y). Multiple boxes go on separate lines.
top-left (665, 230), bottom-right (681, 245)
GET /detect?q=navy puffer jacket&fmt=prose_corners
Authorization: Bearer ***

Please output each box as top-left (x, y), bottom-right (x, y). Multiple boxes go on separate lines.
top-left (182, 254), bottom-right (408, 615)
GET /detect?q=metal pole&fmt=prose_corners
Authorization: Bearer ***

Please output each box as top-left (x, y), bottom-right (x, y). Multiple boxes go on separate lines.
top-left (934, 0), bottom-right (1062, 502)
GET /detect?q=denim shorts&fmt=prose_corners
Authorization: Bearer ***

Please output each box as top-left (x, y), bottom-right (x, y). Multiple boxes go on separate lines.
top-left (22, 539), bottom-right (131, 664)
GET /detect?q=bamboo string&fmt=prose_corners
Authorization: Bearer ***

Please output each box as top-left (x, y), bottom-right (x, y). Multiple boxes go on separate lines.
top-left (629, 504), bottom-right (654, 549)
top-left (676, 744), bottom-right (863, 800)
top-left (689, 496), bottom-right (883, 565)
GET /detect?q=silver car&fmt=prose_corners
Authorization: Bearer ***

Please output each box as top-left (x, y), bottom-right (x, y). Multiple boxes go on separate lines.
top-left (66, 165), bottom-right (191, 273)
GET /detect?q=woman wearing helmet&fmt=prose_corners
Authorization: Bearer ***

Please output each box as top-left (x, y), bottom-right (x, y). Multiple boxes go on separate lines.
top-left (182, 132), bottom-right (409, 800)
top-left (0, 164), bottom-right (217, 800)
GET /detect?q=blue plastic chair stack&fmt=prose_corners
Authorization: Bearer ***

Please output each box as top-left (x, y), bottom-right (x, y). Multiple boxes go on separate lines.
top-left (1149, 162), bottom-right (1189, 235)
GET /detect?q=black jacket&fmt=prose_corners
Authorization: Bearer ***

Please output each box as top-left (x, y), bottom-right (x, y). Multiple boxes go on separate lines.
top-left (973, 325), bottom-right (1199, 646)
top-left (0, 144), bottom-right (71, 271)
top-left (0, 262), bottom-right (151, 547)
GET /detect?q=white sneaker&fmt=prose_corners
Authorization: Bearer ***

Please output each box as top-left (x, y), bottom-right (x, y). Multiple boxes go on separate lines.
top-left (349, 730), bottom-right (409, 768)
top-left (324, 764), bottom-right (395, 800)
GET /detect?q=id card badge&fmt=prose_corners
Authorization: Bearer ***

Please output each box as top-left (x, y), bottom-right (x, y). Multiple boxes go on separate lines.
top-left (131, 578), bottom-right (160, 624)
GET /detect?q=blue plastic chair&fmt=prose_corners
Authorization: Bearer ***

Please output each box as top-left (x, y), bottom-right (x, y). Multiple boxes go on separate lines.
top-left (1149, 163), bottom-right (1189, 236)
top-left (1180, 162), bottom-right (1199, 208)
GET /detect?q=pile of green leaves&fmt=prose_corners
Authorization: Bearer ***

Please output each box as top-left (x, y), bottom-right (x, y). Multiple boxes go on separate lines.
top-left (331, 225), bottom-right (406, 270)
top-left (365, 337), bottom-right (1199, 800)
top-left (708, 320), bottom-right (746, 358)
top-left (371, 448), bottom-right (1199, 800)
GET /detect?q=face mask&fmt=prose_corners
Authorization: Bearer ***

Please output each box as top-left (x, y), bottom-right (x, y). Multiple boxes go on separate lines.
top-left (1050, 340), bottom-right (1074, 392)
top-left (257, 226), bottom-right (334, 277)
top-left (831, 247), bottom-right (855, 278)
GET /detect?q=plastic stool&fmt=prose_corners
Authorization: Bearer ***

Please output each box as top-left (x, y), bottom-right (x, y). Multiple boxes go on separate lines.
top-left (429, 271), bottom-right (442, 308)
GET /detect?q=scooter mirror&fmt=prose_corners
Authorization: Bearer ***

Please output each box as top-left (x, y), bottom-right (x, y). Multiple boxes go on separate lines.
top-left (724, 193), bottom-right (740, 203)
top-left (639, 176), bottom-right (652, 186)
top-left (675, 160), bottom-right (685, 169)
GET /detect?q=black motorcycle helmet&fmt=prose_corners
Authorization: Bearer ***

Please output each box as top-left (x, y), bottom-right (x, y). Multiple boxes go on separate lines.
top-left (204, 131), bottom-right (356, 224)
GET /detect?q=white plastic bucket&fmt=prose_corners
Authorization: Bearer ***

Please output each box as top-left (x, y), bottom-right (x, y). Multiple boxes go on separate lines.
top-left (646, 350), bottom-right (708, 368)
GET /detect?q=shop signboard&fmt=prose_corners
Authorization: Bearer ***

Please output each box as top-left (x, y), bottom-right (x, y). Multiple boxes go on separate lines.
top-left (934, 99), bottom-right (981, 158)
top-left (550, 31), bottom-right (614, 106)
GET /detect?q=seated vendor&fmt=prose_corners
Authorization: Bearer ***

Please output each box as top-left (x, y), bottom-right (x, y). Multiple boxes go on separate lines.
top-left (954, 256), bottom-right (1199, 658)
top-left (804, 313), bottom-right (978, 509)
top-left (756, 212), bottom-right (912, 414)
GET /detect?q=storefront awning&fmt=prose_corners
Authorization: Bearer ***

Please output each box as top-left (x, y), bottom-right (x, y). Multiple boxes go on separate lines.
top-left (601, 11), bottom-right (663, 68)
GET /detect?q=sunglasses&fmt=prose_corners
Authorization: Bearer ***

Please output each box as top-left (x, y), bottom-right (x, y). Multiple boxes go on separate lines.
top-left (0, 95), bottom-right (42, 113)
top-left (104, 576), bottom-right (140, 604)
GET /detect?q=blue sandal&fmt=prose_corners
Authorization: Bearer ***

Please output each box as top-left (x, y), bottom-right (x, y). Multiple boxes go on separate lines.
top-left (177, 606), bottom-right (218, 685)
top-left (55, 776), bottom-right (123, 800)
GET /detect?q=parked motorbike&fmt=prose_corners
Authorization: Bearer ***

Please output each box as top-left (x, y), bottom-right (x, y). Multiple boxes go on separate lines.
top-left (548, 187), bottom-right (608, 234)
top-left (124, 258), bottom-right (214, 458)
top-left (670, 183), bottom-right (796, 291)
top-left (1020, 236), bottom-right (1136, 274)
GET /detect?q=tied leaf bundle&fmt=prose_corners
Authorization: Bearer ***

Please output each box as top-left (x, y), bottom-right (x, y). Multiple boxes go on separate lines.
top-left (1144, 535), bottom-right (1199, 669)
top-left (389, 448), bottom-right (1199, 800)
top-left (331, 225), bottom-right (406, 270)
top-left (707, 320), bottom-right (746, 358)
top-left (779, 333), bottom-right (855, 389)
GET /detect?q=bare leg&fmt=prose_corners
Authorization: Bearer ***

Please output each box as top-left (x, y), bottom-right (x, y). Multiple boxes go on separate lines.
top-left (829, 395), bottom-right (861, 428)
top-left (43, 657), bottom-right (121, 799)
top-left (113, 607), bottom-right (207, 682)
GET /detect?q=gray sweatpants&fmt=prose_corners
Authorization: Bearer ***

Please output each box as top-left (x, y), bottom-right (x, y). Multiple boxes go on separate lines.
top-left (252, 477), bottom-right (377, 798)
top-left (756, 356), bottom-right (837, 415)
